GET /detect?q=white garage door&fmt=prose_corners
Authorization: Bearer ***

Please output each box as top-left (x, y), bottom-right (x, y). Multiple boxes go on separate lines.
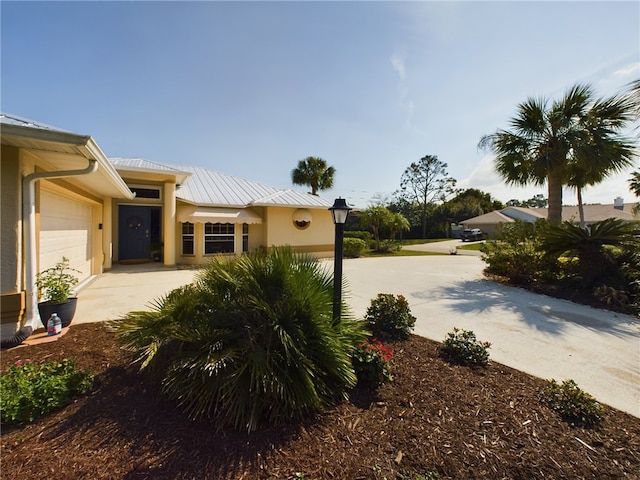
top-left (40, 189), bottom-right (92, 285)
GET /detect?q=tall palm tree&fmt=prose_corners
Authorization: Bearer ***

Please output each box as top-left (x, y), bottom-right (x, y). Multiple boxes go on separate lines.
top-left (629, 170), bottom-right (640, 215)
top-left (480, 84), bottom-right (636, 224)
top-left (291, 156), bottom-right (336, 195)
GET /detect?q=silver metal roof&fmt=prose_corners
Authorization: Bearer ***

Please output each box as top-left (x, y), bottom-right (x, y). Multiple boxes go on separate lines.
top-left (110, 157), bottom-right (189, 175)
top-left (0, 113), bottom-right (77, 134)
top-left (111, 158), bottom-right (332, 209)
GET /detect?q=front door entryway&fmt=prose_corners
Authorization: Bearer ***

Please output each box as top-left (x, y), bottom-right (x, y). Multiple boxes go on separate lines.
top-left (118, 205), bottom-right (162, 262)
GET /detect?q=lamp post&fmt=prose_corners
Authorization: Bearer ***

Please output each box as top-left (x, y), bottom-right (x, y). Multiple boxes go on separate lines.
top-left (329, 198), bottom-right (352, 324)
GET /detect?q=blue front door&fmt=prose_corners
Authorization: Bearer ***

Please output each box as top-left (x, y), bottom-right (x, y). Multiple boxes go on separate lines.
top-left (119, 206), bottom-right (152, 260)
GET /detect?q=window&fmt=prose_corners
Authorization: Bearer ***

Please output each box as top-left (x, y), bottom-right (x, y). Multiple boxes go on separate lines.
top-left (242, 223), bottom-right (249, 253)
top-left (204, 222), bottom-right (234, 254)
top-left (182, 222), bottom-right (194, 255)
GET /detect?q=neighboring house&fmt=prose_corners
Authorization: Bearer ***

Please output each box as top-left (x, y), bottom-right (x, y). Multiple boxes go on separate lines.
top-left (462, 200), bottom-right (639, 237)
top-left (1, 113), bottom-right (335, 339)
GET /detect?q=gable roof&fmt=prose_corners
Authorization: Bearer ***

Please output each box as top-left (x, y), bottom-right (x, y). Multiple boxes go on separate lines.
top-left (111, 158), bottom-right (332, 209)
top-left (462, 210), bottom-right (515, 225)
top-left (462, 202), bottom-right (639, 226)
top-left (530, 204), bottom-right (637, 222)
top-left (1, 113), bottom-right (133, 199)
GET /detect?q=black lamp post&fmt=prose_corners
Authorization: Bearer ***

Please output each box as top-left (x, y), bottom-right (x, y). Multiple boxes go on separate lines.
top-left (329, 197), bottom-right (352, 324)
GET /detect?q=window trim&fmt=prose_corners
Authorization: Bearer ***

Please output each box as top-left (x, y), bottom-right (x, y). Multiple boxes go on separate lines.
top-left (204, 222), bottom-right (235, 255)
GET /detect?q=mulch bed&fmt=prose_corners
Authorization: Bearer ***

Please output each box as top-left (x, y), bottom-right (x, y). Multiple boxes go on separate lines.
top-left (1, 322), bottom-right (639, 479)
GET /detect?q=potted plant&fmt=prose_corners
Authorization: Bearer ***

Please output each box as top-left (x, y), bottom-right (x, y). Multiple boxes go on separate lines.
top-left (36, 257), bottom-right (80, 329)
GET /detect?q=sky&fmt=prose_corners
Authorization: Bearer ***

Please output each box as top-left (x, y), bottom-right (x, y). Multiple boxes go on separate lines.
top-left (2, 1), bottom-right (639, 209)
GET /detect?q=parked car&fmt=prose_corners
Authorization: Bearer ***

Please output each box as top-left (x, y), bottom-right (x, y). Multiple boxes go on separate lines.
top-left (461, 228), bottom-right (485, 241)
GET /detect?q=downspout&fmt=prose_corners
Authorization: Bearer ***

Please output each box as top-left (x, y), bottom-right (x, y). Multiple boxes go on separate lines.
top-left (23, 159), bottom-right (98, 328)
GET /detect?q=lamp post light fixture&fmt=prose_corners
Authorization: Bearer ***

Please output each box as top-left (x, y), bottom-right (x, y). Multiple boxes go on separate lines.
top-left (329, 197), bottom-right (352, 324)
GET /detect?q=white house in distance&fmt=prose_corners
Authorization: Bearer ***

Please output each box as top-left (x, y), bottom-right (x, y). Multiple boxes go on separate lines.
top-left (1, 113), bottom-right (335, 339)
top-left (462, 201), bottom-right (639, 238)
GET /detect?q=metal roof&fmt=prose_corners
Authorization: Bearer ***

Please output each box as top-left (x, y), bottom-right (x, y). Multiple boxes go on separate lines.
top-left (0, 113), bottom-right (78, 134)
top-left (1, 113), bottom-right (134, 200)
top-left (112, 159), bottom-right (332, 209)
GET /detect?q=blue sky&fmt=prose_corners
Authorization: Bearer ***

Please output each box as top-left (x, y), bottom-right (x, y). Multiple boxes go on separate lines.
top-left (2, 1), bottom-right (638, 208)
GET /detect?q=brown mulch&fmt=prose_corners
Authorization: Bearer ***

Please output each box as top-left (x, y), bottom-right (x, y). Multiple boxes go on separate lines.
top-left (1, 323), bottom-right (639, 480)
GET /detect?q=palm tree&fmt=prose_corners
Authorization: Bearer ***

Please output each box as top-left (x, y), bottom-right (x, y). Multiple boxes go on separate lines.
top-left (291, 156), bottom-right (336, 195)
top-left (388, 212), bottom-right (411, 240)
top-left (360, 205), bottom-right (393, 250)
top-left (480, 84), bottom-right (636, 224)
top-left (629, 170), bottom-right (640, 215)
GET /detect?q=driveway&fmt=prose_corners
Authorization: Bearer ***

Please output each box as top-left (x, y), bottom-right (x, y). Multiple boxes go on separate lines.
top-left (72, 255), bottom-right (639, 418)
top-left (341, 255), bottom-right (639, 418)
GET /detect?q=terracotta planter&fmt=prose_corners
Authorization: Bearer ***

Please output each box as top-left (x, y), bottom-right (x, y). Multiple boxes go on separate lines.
top-left (38, 297), bottom-right (78, 329)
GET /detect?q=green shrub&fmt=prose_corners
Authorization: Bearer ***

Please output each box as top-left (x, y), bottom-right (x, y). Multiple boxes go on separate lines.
top-left (343, 237), bottom-right (367, 257)
top-left (114, 247), bottom-right (368, 432)
top-left (481, 220), bottom-right (559, 285)
top-left (540, 379), bottom-right (605, 426)
top-left (365, 293), bottom-right (416, 339)
top-left (440, 328), bottom-right (491, 366)
top-left (344, 230), bottom-right (373, 242)
top-left (352, 338), bottom-right (393, 387)
top-left (0, 358), bottom-right (94, 425)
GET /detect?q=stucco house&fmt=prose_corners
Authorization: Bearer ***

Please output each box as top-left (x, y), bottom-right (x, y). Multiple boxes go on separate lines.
top-left (462, 201), bottom-right (639, 238)
top-left (1, 113), bottom-right (335, 339)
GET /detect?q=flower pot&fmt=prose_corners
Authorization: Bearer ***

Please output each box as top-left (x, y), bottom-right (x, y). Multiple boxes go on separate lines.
top-left (38, 298), bottom-right (78, 329)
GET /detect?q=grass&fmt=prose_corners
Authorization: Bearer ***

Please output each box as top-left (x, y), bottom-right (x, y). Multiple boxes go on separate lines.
top-left (456, 242), bottom-right (484, 251)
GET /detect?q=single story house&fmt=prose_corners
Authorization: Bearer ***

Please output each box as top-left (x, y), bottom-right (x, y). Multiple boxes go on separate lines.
top-left (462, 201), bottom-right (639, 238)
top-left (1, 113), bottom-right (335, 339)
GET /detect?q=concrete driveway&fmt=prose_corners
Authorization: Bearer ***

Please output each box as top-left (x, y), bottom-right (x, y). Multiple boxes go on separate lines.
top-left (341, 255), bottom-right (639, 418)
top-left (72, 254), bottom-right (639, 418)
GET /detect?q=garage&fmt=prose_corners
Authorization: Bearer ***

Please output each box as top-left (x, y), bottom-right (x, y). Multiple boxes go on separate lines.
top-left (39, 189), bottom-right (93, 284)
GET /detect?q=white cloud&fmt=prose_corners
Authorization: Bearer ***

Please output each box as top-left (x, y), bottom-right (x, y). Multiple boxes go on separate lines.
top-left (613, 62), bottom-right (640, 79)
top-left (390, 52), bottom-right (406, 81)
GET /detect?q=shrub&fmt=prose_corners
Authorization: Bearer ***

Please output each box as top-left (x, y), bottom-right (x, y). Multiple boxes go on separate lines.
top-left (0, 358), bottom-right (94, 425)
top-left (352, 338), bottom-right (393, 387)
top-left (343, 237), bottom-right (367, 257)
top-left (594, 285), bottom-right (630, 309)
top-left (540, 379), bottom-right (605, 426)
top-left (114, 247), bottom-right (368, 432)
top-left (365, 293), bottom-right (416, 339)
top-left (440, 328), bottom-right (491, 366)
top-left (344, 230), bottom-right (373, 242)
top-left (481, 220), bottom-right (558, 285)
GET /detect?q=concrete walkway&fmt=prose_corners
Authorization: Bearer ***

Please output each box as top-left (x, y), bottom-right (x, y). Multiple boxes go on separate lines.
top-left (70, 254), bottom-right (639, 418)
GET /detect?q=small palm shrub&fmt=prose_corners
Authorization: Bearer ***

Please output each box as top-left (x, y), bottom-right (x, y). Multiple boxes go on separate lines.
top-left (540, 218), bottom-right (640, 288)
top-left (343, 237), bottom-right (367, 257)
top-left (365, 293), bottom-right (416, 339)
top-left (114, 247), bottom-right (368, 431)
top-left (352, 338), bottom-right (393, 387)
top-left (440, 328), bottom-right (491, 366)
top-left (540, 379), bottom-right (605, 426)
top-left (1, 358), bottom-right (93, 425)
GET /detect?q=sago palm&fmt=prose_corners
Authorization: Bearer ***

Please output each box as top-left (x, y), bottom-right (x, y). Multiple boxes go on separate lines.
top-left (540, 218), bottom-right (640, 287)
top-left (114, 247), bottom-right (368, 432)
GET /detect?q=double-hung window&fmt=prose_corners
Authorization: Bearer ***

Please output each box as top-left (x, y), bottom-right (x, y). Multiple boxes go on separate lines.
top-left (242, 223), bottom-right (249, 253)
top-left (204, 222), bottom-right (234, 254)
top-left (182, 222), bottom-right (194, 255)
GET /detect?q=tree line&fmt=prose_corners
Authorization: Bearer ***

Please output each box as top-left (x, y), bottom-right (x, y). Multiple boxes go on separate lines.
top-left (290, 80), bottom-right (639, 239)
